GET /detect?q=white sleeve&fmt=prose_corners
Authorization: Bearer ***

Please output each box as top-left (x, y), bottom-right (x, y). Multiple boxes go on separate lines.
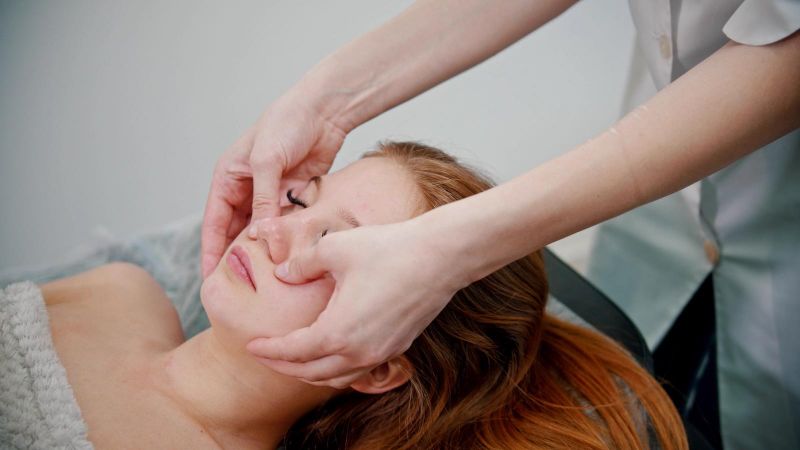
top-left (723, 0), bottom-right (800, 45)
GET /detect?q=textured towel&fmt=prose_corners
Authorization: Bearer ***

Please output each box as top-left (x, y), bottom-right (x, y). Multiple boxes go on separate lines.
top-left (0, 282), bottom-right (93, 450)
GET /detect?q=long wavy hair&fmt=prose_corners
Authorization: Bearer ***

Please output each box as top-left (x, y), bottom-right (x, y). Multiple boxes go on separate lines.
top-left (284, 141), bottom-right (687, 449)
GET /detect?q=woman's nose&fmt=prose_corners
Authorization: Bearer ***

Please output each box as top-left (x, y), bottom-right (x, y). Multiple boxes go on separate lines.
top-left (251, 215), bottom-right (318, 266)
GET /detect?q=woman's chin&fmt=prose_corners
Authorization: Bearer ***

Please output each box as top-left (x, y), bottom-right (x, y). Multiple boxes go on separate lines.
top-left (201, 273), bottom-right (261, 349)
top-left (200, 271), bottom-right (238, 329)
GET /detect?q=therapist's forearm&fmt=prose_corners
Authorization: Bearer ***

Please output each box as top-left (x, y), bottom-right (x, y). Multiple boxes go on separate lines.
top-left (423, 32), bottom-right (800, 288)
top-left (289, 0), bottom-right (576, 133)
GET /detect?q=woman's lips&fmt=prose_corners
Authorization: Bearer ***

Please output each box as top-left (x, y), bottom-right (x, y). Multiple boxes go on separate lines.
top-left (227, 245), bottom-right (256, 291)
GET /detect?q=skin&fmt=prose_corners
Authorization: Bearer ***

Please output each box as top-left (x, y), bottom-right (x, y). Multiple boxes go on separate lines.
top-left (201, 0), bottom-right (575, 277)
top-left (201, 0), bottom-right (800, 386)
top-left (41, 157), bottom-right (419, 449)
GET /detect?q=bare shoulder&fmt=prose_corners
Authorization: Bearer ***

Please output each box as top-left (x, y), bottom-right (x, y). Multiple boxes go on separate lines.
top-left (42, 262), bottom-right (164, 305)
top-left (42, 262), bottom-right (184, 346)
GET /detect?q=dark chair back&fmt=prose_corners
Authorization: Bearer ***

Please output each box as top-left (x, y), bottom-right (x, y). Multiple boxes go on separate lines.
top-left (542, 247), bottom-right (715, 450)
top-left (543, 247), bottom-right (652, 372)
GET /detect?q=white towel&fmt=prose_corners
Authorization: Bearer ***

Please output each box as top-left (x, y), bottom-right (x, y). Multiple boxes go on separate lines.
top-left (0, 281), bottom-right (93, 450)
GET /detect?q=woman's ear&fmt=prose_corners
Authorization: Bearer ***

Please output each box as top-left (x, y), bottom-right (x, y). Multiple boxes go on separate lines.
top-left (350, 356), bottom-right (413, 394)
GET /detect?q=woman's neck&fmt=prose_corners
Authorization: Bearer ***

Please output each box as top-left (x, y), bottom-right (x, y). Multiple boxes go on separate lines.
top-left (151, 330), bottom-right (331, 450)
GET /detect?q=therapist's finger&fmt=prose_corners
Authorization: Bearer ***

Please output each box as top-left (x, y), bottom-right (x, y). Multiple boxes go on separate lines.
top-left (305, 369), bottom-right (367, 389)
top-left (305, 372), bottom-right (365, 390)
top-left (201, 185), bottom-right (235, 278)
top-left (274, 240), bottom-right (331, 284)
top-left (246, 321), bottom-right (348, 364)
top-left (256, 354), bottom-right (368, 386)
top-left (249, 143), bottom-right (286, 222)
top-left (226, 199), bottom-right (251, 238)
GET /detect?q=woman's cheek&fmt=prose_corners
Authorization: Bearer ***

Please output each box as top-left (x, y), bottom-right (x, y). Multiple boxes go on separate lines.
top-left (264, 277), bottom-right (336, 334)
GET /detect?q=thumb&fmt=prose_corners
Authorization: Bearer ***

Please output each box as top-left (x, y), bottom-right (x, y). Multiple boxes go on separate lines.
top-left (249, 149), bottom-right (285, 221)
top-left (275, 245), bottom-right (329, 284)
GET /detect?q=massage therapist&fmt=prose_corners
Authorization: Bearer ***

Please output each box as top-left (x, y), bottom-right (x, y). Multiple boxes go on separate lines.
top-left (200, 2), bottom-right (800, 448)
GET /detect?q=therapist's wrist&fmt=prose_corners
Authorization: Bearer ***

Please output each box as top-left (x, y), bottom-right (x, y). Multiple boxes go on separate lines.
top-left (413, 187), bottom-right (533, 291)
top-left (409, 206), bottom-right (487, 294)
top-left (287, 57), bottom-right (376, 135)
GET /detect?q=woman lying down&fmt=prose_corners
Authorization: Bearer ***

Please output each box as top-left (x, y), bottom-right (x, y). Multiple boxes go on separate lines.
top-left (0, 142), bottom-right (687, 450)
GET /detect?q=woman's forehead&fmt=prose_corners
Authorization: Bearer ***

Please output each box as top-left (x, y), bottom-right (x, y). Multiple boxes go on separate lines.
top-left (324, 157), bottom-right (423, 226)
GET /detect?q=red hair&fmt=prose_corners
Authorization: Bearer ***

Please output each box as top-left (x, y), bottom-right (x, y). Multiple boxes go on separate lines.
top-left (285, 142), bottom-right (687, 449)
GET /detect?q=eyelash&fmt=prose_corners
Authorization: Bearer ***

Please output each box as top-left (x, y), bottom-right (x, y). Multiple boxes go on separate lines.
top-left (286, 189), bottom-right (328, 238)
top-left (286, 189), bottom-right (308, 208)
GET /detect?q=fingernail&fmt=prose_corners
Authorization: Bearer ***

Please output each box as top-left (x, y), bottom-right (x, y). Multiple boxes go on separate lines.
top-left (275, 262), bottom-right (289, 279)
top-left (248, 224), bottom-right (257, 238)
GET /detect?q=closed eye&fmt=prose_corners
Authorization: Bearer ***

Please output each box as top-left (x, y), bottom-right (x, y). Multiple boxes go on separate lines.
top-left (286, 189), bottom-right (308, 208)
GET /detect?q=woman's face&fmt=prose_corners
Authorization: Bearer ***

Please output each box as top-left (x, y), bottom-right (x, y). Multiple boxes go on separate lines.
top-left (201, 157), bottom-right (423, 350)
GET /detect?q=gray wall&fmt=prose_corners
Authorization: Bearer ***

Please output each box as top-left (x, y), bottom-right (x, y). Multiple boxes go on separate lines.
top-left (0, 1), bottom-right (635, 272)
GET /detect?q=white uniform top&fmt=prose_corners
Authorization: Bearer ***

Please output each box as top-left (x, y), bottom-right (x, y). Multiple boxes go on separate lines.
top-left (587, 1), bottom-right (800, 448)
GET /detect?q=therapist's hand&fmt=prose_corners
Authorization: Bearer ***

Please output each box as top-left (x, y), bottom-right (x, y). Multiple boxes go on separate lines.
top-left (201, 95), bottom-right (347, 278)
top-left (246, 218), bottom-right (464, 388)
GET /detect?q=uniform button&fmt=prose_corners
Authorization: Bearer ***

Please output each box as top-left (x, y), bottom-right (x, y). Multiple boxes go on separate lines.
top-left (704, 240), bottom-right (720, 265)
top-left (659, 34), bottom-right (672, 59)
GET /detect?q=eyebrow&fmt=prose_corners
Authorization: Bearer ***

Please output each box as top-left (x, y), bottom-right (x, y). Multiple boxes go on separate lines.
top-left (311, 176), bottom-right (362, 228)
